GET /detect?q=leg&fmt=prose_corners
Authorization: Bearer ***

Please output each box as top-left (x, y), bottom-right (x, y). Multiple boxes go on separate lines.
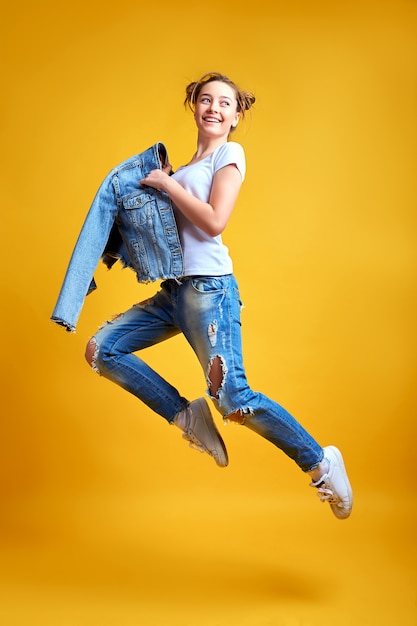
top-left (177, 275), bottom-right (352, 517)
top-left (85, 284), bottom-right (228, 467)
top-left (85, 290), bottom-right (187, 422)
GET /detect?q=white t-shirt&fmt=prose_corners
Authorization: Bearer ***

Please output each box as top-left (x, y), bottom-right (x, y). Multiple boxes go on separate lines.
top-left (171, 142), bottom-right (246, 276)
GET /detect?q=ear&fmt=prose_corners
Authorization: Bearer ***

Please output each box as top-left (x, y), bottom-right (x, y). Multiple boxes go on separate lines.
top-left (232, 112), bottom-right (241, 128)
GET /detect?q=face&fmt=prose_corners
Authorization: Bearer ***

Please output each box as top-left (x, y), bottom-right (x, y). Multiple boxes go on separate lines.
top-left (194, 81), bottom-right (240, 138)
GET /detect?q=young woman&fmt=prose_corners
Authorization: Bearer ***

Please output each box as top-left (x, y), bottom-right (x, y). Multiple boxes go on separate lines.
top-left (85, 72), bottom-right (353, 520)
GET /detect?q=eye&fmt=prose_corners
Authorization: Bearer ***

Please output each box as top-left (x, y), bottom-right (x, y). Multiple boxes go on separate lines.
top-left (221, 100), bottom-right (231, 106)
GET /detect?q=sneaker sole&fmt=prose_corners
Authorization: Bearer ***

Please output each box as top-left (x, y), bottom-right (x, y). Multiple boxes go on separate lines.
top-left (326, 445), bottom-right (353, 519)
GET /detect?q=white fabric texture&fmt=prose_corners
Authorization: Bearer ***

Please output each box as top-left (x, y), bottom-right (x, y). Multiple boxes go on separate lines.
top-left (171, 142), bottom-right (246, 276)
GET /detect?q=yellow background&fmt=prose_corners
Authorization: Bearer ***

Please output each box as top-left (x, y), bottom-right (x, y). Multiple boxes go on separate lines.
top-left (1, 0), bottom-right (416, 624)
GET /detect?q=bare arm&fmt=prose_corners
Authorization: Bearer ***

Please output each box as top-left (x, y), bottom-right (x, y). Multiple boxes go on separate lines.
top-left (140, 164), bottom-right (242, 237)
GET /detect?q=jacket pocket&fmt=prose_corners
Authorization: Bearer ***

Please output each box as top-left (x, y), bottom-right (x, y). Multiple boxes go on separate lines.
top-left (122, 192), bottom-right (155, 226)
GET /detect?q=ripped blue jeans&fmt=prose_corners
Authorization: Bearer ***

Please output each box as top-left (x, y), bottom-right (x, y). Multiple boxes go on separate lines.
top-left (89, 274), bottom-right (323, 472)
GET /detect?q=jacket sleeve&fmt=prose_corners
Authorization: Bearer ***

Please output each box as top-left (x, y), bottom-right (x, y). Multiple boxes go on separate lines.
top-left (50, 171), bottom-right (118, 332)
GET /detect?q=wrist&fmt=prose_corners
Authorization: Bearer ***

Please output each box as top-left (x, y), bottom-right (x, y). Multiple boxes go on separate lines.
top-left (162, 175), bottom-right (175, 195)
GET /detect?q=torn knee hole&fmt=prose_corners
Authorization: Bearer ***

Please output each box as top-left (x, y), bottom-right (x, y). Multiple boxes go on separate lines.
top-left (208, 355), bottom-right (225, 398)
top-left (85, 338), bottom-right (98, 368)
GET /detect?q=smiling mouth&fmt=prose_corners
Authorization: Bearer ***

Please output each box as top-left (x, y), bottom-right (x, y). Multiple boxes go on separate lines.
top-left (203, 116), bottom-right (221, 123)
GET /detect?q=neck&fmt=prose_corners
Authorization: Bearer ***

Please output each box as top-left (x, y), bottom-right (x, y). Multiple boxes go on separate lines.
top-left (192, 135), bottom-right (228, 162)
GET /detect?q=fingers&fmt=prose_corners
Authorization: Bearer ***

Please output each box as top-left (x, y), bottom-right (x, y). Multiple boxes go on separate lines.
top-left (140, 169), bottom-right (167, 190)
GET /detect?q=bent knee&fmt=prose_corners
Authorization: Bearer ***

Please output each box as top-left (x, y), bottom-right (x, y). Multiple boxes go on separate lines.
top-left (85, 338), bottom-right (98, 368)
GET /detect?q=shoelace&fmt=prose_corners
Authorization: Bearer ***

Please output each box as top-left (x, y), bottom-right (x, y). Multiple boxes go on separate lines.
top-left (316, 483), bottom-right (345, 509)
top-left (183, 430), bottom-right (222, 461)
top-left (182, 407), bottom-right (207, 453)
top-left (182, 431), bottom-right (207, 454)
top-left (316, 485), bottom-right (340, 504)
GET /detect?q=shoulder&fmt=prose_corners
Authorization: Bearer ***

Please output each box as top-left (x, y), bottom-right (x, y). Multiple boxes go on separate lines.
top-left (214, 142), bottom-right (245, 160)
top-left (212, 142), bottom-right (246, 180)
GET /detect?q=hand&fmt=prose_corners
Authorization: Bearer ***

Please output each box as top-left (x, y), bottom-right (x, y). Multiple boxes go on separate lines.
top-left (162, 161), bottom-right (173, 175)
top-left (140, 166), bottom-right (171, 191)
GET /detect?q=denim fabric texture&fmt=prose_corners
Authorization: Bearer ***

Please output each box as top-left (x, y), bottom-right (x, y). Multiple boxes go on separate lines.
top-left (90, 275), bottom-right (323, 472)
top-left (51, 143), bottom-right (183, 332)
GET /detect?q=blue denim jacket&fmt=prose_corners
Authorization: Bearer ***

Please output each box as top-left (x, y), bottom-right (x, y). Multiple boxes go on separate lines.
top-left (51, 142), bottom-right (183, 332)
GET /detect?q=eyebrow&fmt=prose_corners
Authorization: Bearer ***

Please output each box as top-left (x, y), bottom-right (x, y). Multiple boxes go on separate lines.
top-left (200, 92), bottom-right (233, 101)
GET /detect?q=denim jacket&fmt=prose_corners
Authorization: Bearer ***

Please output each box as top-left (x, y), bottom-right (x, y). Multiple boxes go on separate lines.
top-left (51, 142), bottom-right (183, 332)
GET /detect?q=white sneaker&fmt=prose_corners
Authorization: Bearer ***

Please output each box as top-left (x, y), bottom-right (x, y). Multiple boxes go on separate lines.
top-left (310, 446), bottom-right (353, 519)
top-left (179, 398), bottom-right (228, 468)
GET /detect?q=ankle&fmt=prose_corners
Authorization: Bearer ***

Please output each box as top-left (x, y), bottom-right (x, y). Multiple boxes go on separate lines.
top-left (308, 458), bottom-right (329, 483)
top-left (174, 405), bottom-right (189, 431)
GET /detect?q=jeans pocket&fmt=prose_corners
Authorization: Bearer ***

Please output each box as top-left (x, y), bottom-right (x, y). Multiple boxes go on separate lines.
top-left (191, 277), bottom-right (225, 293)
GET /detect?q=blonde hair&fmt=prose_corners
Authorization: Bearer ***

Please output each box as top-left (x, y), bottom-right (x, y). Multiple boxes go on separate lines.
top-left (184, 72), bottom-right (256, 122)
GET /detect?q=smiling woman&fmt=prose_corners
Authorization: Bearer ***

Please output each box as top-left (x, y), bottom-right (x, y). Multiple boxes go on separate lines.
top-left (53, 70), bottom-right (353, 520)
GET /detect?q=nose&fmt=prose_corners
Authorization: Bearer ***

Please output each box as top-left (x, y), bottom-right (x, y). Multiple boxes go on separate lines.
top-left (208, 99), bottom-right (219, 112)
